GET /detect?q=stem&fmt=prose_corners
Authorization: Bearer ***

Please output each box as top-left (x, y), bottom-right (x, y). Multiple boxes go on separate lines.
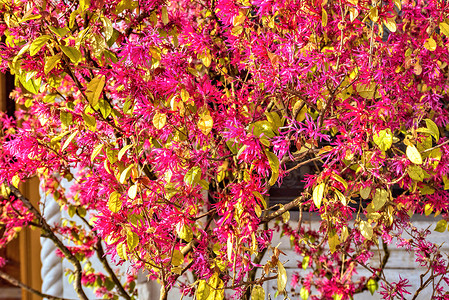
top-left (10, 186), bottom-right (88, 300)
top-left (77, 212), bottom-right (132, 300)
top-left (0, 270), bottom-right (74, 300)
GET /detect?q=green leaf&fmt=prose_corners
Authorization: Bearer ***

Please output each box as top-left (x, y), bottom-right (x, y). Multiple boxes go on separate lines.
top-left (108, 191), bottom-right (122, 213)
top-left (360, 220), bottom-right (373, 240)
top-left (61, 131), bottom-right (78, 151)
top-left (184, 166), bottom-right (202, 186)
top-left (82, 113), bottom-right (97, 131)
top-left (85, 75), bottom-right (105, 107)
top-left (91, 143), bottom-right (104, 163)
top-left (60, 45), bottom-right (81, 63)
top-left (406, 145), bottom-right (422, 164)
top-left (424, 119), bottom-right (439, 142)
top-left (313, 183), bottom-right (326, 208)
top-left (126, 230), bottom-right (139, 251)
top-left (104, 278), bottom-right (115, 291)
top-left (251, 285), bottom-right (265, 300)
top-left (171, 249), bottom-right (184, 266)
top-left (373, 128), bottom-right (393, 151)
top-left (372, 188), bottom-right (388, 211)
top-left (367, 278), bottom-right (378, 295)
top-left (44, 53), bottom-right (62, 74)
top-left (408, 165), bottom-right (424, 181)
top-left (277, 261), bottom-right (287, 292)
top-left (434, 219), bottom-right (447, 233)
top-left (30, 35), bottom-right (51, 56)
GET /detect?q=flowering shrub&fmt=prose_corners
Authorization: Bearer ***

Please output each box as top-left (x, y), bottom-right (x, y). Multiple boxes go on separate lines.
top-left (1, 0), bottom-right (449, 299)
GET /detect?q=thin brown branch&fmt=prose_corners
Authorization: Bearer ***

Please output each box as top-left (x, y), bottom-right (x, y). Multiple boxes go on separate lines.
top-left (0, 269), bottom-right (74, 300)
top-left (9, 186), bottom-right (88, 300)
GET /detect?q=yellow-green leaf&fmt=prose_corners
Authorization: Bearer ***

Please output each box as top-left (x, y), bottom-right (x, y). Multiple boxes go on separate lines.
top-left (91, 143), bottom-right (104, 163)
top-left (171, 249), bottom-right (184, 266)
top-left (60, 110), bottom-right (73, 127)
top-left (11, 175), bottom-right (20, 188)
top-left (383, 18), bottom-right (397, 32)
top-left (328, 233), bottom-right (340, 253)
top-left (116, 242), bottom-right (128, 260)
top-left (356, 82), bottom-right (380, 99)
top-left (372, 188), bottom-right (388, 211)
top-left (128, 184), bottom-right (138, 199)
top-left (313, 183), bottom-right (325, 208)
top-left (277, 261), bottom-right (287, 292)
top-left (119, 164), bottom-right (134, 184)
top-left (196, 280), bottom-right (210, 300)
top-left (153, 112), bottom-right (166, 129)
top-left (424, 37), bottom-right (436, 51)
top-left (406, 145), bottom-right (422, 164)
top-left (49, 25), bottom-right (70, 38)
top-left (408, 165), bottom-right (424, 181)
top-left (82, 113), bottom-right (97, 131)
top-left (44, 53), bottom-right (62, 74)
top-left (161, 6), bottom-right (169, 25)
top-left (251, 285), bottom-right (265, 300)
top-left (424, 118), bottom-right (439, 142)
top-left (184, 166), bottom-right (202, 186)
top-left (265, 150), bottom-right (279, 186)
top-left (30, 35), bottom-right (51, 56)
top-left (369, 7), bottom-right (378, 23)
top-left (118, 144), bottom-right (133, 161)
top-left (373, 128), bottom-right (393, 151)
top-left (85, 75), bottom-right (105, 107)
top-left (367, 278), bottom-right (378, 295)
top-left (177, 224), bottom-right (193, 242)
top-left (60, 45), bottom-right (81, 63)
top-left (440, 22), bottom-right (449, 37)
top-left (198, 115), bottom-right (213, 135)
top-left (360, 186), bottom-right (371, 199)
top-left (61, 131), bottom-right (78, 151)
top-left (126, 230), bottom-right (139, 251)
top-left (434, 219), bottom-right (447, 233)
top-left (321, 9), bottom-right (328, 27)
top-left (108, 191), bottom-right (122, 213)
top-left (300, 287), bottom-right (310, 300)
top-left (360, 220), bottom-right (373, 240)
